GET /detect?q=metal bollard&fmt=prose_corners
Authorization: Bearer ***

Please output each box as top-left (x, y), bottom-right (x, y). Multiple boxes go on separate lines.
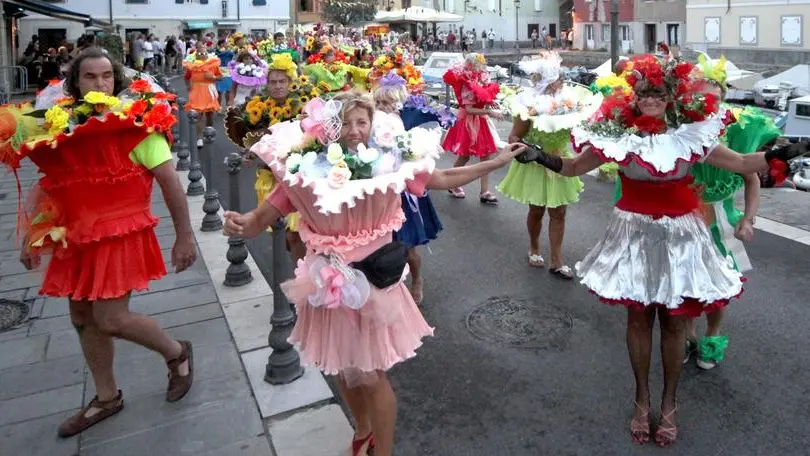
top-left (200, 127), bottom-right (223, 231)
top-left (186, 111), bottom-right (205, 196)
top-left (175, 98), bottom-right (190, 171)
top-left (265, 218), bottom-right (304, 385)
top-left (444, 84), bottom-right (451, 107)
top-left (224, 153), bottom-right (254, 287)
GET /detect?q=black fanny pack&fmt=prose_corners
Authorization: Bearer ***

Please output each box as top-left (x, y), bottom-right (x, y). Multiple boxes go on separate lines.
top-left (350, 241), bottom-right (409, 289)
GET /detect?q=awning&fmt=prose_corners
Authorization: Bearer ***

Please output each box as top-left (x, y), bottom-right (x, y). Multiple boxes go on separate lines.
top-left (184, 21), bottom-right (215, 30)
top-left (375, 7), bottom-right (463, 23)
top-left (4, 0), bottom-right (109, 27)
top-left (216, 20), bottom-right (241, 27)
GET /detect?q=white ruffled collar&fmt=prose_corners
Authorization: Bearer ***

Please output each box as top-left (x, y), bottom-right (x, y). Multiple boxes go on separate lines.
top-left (250, 120), bottom-right (440, 215)
top-left (571, 113), bottom-right (726, 177)
top-left (504, 84), bottom-right (603, 133)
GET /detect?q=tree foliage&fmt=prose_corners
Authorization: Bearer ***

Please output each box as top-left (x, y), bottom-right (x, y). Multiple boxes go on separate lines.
top-left (321, 0), bottom-right (378, 26)
top-left (96, 33), bottom-right (124, 64)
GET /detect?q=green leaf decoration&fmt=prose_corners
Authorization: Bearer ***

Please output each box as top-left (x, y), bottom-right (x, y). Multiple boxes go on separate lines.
top-left (23, 109), bottom-right (48, 119)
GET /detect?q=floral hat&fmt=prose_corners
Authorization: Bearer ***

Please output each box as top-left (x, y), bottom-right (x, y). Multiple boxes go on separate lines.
top-left (697, 53), bottom-right (728, 89)
top-left (268, 53), bottom-right (298, 81)
top-left (518, 51), bottom-right (563, 94)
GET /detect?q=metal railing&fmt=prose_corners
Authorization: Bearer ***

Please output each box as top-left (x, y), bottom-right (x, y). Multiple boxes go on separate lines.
top-left (0, 66), bottom-right (29, 104)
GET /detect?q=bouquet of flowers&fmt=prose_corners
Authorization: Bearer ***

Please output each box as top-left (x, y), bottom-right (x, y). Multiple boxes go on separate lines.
top-left (402, 94), bottom-right (456, 129)
top-left (228, 56), bottom-right (268, 87)
top-left (256, 39), bottom-right (301, 62)
top-left (370, 47), bottom-right (422, 91)
top-left (235, 62), bottom-right (265, 78)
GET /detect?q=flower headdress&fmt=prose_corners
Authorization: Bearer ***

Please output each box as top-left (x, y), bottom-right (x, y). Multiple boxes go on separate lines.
top-left (518, 51), bottom-right (563, 94)
top-left (697, 53), bottom-right (728, 89)
top-left (380, 70), bottom-right (406, 88)
top-left (226, 32), bottom-right (247, 51)
top-left (370, 47), bottom-right (422, 92)
top-left (268, 53), bottom-right (298, 81)
top-left (301, 97), bottom-right (343, 145)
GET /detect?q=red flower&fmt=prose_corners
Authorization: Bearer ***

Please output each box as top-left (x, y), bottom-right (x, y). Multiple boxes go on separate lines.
top-left (673, 62), bottom-right (694, 80)
top-left (154, 91), bottom-right (177, 102)
top-left (128, 99), bottom-right (149, 117)
top-left (702, 92), bottom-right (719, 115)
top-left (768, 159), bottom-right (788, 185)
top-left (634, 115), bottom-right (667, 134)
top-left (682, 109), bottom-right (706, 122)
top-left (129, 79), bottom-right (152, 93)
top-left (142, 103), bottom-right (175, 132)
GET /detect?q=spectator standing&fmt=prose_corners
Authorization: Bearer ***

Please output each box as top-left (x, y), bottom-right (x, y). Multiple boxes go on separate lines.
top-left (132, 33), bottom-right (144, 70)
top-left (481, 29), bottom-right (488, 50)
top-left (165, 36), bottom-right (178, 73)
top-left (567, 29), bottom-right (574, 49)
top-left (152, 35), bottom-right (164, 73)
top-left (448, 30), bottom-right (457, 51)
top-left (531, 29), bottom-right (539, 48)
top-left (487, 29), bottom-right (496, 49)
top-left (141, 35), bottom-right (155, 72)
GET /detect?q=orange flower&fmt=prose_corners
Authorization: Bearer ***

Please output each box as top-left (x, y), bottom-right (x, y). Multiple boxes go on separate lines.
top-left (154, 92), bottom-right (177, 102)
top-left (55, 97), bottom-right (75, 107)
top-left (127, 99), bottom-right (149, 117)
top-left (142, 103), bottom-right (175, 131)
top-left (129, 79), bottom-right (153, 93)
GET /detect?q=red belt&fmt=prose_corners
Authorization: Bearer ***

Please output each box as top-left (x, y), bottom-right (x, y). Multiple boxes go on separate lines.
top-left (616, 174), bottom-right (699, 219)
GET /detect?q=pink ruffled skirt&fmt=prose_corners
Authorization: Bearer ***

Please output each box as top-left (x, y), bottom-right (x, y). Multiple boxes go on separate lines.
top-left (283, 232), bottom-right (434, 382)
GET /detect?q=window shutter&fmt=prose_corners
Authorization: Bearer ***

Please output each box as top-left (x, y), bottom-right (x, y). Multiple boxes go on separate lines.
top-left (253, 0), bottom-right (267, 5)
top-left (200, 0), bottom-right (209, 4)
top-left (175, 0), bottom-right (184, 4)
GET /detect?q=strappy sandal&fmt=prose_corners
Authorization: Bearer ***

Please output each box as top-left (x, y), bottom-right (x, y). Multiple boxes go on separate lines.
top-left (549, 265), bottom-right (574, 280)
top-left (630, 401), bottom-right (651, 445)
top-left (448, 187), bottom-right (466, 198)
top-left (479, 192), bottom-right (498, 205)
top-left (166, 340), bottom-right (194, 402)
top-left (57, 390), bottom-right (124, 438)
top-left (351, 433), bottom-right (376, 456)
top-left (655, 404), bottom-right (679, 447)
top-left (528, 253), bottom-right (545, 268)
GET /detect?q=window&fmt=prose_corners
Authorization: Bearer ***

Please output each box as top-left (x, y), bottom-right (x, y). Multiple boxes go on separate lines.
top-left (534, 0), bottom-right (541, 11)
top-left (795, 103), bottom-right (810, 118)
top-left (253, 0), bottom-right (267, 5)
top-left (739, 16), bottom-right (757, 45)
top-left (125, 0), bottom-right (148, 3)
top-left (781, 15), bottom-right (802, 46)
top-left (667, 23), bottom-right (679, 45)
top-left (620, 25), bottom-right (629, 41)
top-left (585, 24), bottom-right (594, 41)
top-left (300, 0), bottom-right (314, 12)
top-left (704, 17), bottom-right (720, 44)
top-left (602, 24), bottom-right (610, 42)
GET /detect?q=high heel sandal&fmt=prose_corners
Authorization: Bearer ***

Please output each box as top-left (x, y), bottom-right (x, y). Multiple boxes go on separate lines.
top-left (655, 404), bottom-right (678, 447)
top-left (629, 401), bottom-right (651, 445)
top-left (351, 433), bottom-right (376, 456)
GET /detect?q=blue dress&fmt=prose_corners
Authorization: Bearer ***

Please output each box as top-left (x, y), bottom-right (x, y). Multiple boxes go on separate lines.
top-left (216, 50), bottom-right (234, 93)
top-left (393, 107), bottom-right (445, 247)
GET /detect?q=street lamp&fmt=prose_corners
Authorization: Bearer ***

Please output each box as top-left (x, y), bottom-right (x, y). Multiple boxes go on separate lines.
top-left (514, 0), bottom-right (521, 50)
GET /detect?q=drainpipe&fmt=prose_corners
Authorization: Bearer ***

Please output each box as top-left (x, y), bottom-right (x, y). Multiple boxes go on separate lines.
top-left (237, 0), bottom-right (241, 21)
top-left (108, 0), bottom-right (113, 26)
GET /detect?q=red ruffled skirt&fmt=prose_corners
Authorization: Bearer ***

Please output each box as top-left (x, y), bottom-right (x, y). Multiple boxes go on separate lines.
top-left (41, 227), bottom-right (166, 301)
top-left (442, 111), bottom-right (498, 158)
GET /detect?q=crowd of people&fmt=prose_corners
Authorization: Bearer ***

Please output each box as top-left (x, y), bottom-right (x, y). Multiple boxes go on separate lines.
top-left (0, 22), bottom-right (807, 456)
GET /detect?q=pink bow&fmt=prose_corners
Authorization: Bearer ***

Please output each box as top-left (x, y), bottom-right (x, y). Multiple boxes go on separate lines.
top-left (319, 265), bottom-right (344, 309)
top-left (301, 98), bottom-right (326, 143)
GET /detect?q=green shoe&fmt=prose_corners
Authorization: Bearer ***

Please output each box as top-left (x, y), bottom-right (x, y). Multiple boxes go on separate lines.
top-left (697, 335), bottom-right (729, 370)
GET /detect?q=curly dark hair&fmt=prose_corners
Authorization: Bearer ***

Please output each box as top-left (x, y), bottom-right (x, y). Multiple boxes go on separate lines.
top-left (64, 47), bottom-right (128, 100)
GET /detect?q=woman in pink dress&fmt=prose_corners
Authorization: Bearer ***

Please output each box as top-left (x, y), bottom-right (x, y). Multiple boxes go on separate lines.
top-left (442, 53), bottom-right (504, 204)
top-left (223, 91), bottom-right (526, 456)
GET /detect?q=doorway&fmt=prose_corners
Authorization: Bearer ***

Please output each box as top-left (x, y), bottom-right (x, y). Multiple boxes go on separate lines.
top-left (666, 23), bottom-right (679, 45)
top-left (645, 23), bottom-right (656, 52)
top-left (37, 28), bottom-right (67, 52)
top-left (549, 23), bottom-right (556, 38)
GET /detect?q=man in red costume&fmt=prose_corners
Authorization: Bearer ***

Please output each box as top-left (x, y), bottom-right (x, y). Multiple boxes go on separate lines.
top-left (18, 48), bottom-right (197, 437)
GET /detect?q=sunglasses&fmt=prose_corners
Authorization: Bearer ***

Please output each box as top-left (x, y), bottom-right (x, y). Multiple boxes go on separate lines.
top-left (637, 91), bottom-right (668, 100)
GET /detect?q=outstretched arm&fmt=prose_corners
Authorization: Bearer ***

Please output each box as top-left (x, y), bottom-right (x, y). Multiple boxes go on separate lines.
top-left (703, 145), bottom-right (768, 175)
top-left (519, 144), bottom-right (604, 177)
top-left (427, 143), bottom-right (527, 190)
top-left (223, 200), bottom-right (283, 239)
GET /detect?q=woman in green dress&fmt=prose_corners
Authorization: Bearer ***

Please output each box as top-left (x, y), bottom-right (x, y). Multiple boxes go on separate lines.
top-left (497, 52), bottom-right (602, 279)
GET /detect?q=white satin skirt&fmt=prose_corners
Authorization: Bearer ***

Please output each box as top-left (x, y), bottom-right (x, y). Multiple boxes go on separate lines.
top-left (575, 208), bottom-right (744, 313)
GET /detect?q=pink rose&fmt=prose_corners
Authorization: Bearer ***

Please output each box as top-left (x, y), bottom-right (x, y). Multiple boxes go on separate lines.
top-left (374, 128), bottom-right (397, 149)
top-left (328, 164), bottom-right (352, 189)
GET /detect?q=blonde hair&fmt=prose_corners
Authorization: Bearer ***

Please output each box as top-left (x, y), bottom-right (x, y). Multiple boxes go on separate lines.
top-left (372, 84), bottom-right (407, 114)
top-left (465, 53), bottom-right (486, 71)
top-left (333, 91), bottom-right (375, 122)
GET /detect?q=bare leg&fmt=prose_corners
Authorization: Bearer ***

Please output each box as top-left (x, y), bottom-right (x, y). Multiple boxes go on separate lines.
top-left (361, 372), bottom-right (397, 456)
top-left (92, 295), bottom-right (187, 375)
top-left (70, 300), bottom-right (118, 403)
top-left (687, 317), bottom-right (698, 340)
top-left (547, 205), bottom-right (567, 269)
top-left (205, 112), bottom-right (214, 127)
top-left (337, 376), bottom-right (372, 439)
top-left (407, 247), bottom-right (423, 304)
top-left (527, 205), bottom-right (545, 258)
top-left (656, 308), bottom-right (687, 446)
top-left (453, 155), bottom-right (470, 168)
top-left (627, 306), bottom-right (656, 434)
top-left (705, 307), bottom-right (725, 337)
top-left (478, 155), bottom-right (490, 195)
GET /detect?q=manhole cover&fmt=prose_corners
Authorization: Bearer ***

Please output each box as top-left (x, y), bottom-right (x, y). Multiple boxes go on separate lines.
top-left (0, 299), bottom-right (29, 332)
top-left (466, 296), bottom-right (573, 349)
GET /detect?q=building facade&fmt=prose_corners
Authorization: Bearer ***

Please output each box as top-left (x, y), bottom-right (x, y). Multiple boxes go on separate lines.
top-left (686, 0), bottom-right (810, 64)
top-left (428, 0), bottom-right (561, 41)
top-left (635, 0), bottom-right (685, 52)
top-left (16, 0), bottom-right (290, 49)
top-left (571, 0), bottom-right (636, 52)
top-left (297, 0), bottom-right (322, 24)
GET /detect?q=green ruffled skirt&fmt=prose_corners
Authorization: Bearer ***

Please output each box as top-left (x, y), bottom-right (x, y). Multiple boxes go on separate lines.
top-left (497, 128), bottom-right (583, 208)
top-left (497, 161), bottom-right (583, 207)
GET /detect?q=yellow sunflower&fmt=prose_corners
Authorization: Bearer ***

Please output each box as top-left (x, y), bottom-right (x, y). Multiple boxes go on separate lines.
top-left (310, 88), bottom-right (321, 98)
top-left (289, 82), bottom-right (300, 91)
top-left (266, 98), bottom-right (277, 108)
top-left (299, 95), bottom-right (310, 104)
top-left (298, 75), bottom-right (309, 84)
top-left (269, 106), bottom-right (284, 120)
top-left (318, 81), bottom-right (331, 91)
top-left (284, 98), bottom-right (293, 108)
top-left (247, 107), bottom-right (264, 125)
top-left (280, 106), bottom-right (292, 118)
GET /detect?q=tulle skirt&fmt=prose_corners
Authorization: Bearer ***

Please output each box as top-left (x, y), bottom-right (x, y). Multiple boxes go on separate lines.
top-left (41, 228), bottom-right (166, 301)
top-left (285, 249), bottom-right (434, 385)
top-left (186, 82), bottom-right (220, 113)
top-left (576, 208), bottom-right (744, 317)
top-left (394, 192), bottom-right (443, 247)
top-left (442, 115), bottom-right (498, 158)
top-left (497, 161), bottom-right (583, 208)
